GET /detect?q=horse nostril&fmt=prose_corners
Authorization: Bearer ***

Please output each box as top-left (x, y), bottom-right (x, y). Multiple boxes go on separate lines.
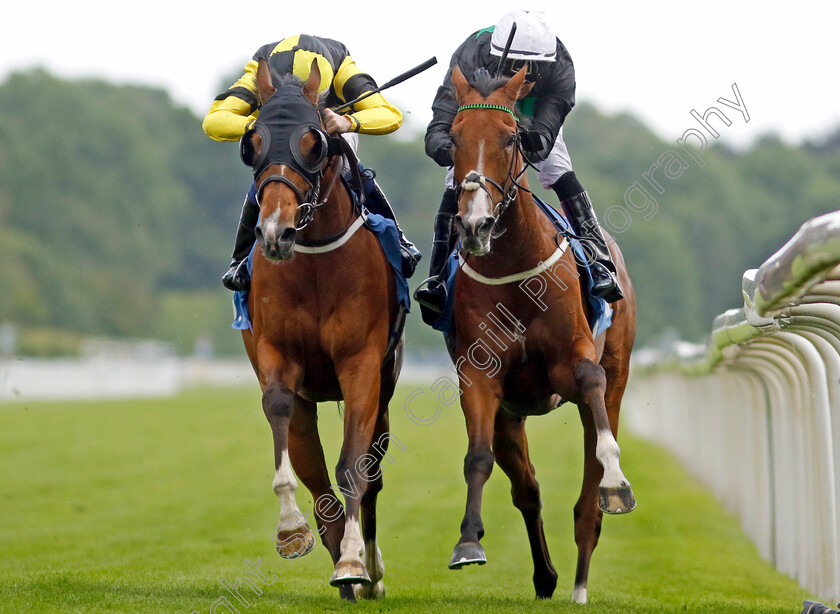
top-left (255, 226), bottom-right (264, 242)
top-left (454, 215), bottom-right (466, 233)
top-left (479, 217), bottom-right (496, 235)
top-left (280, 227), bottom-right (296, 243)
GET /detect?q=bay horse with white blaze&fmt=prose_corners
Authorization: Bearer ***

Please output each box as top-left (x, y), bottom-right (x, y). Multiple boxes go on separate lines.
top-left (239, 60), bottom-right (402, 601)
top-left (445, 65), bottom-right (637, 603)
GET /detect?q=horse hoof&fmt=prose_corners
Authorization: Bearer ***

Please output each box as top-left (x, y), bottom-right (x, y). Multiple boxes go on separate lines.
top-left (534, 570), bottom-right (558, 599)
top-left (449, 541), bottom-right (487, 569)
top-left (354, 579), bottom-right (385, 600)
top-left (274, 525), bottom-right (316, 559)
top-left (598, 485), bottom-right (636, 514)
top-left (329, 560), bottom-right (371, 586)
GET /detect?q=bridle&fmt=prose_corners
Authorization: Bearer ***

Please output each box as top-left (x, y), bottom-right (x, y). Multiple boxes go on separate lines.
top-left (454, 103), bottom-right (531, 224)
top-left (255, 158), bottom-right (340, 231)
top-left (452, 103), bottom-right (573, 286)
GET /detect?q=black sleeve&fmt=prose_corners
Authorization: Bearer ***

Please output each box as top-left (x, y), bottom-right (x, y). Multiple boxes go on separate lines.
top-left (342, 72), bottom-right (378, 104)
top-left (424, 37), bottom-right (476, 168)
top-left (526, 41), bottom-right (576, 162)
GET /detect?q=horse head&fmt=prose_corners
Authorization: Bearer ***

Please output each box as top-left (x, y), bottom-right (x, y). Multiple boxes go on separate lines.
top-left (240, 60), bottom-right (334, 261)
top-left (449, 64), bottom-right (530, 256)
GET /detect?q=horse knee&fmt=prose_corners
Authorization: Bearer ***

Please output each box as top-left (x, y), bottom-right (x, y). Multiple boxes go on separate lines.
top-left (464, 448), bottom-right (495, 481)
top-left (263, 382), bottom-right (294, 420)
top-left (573, 360), bottom-right (606, 393)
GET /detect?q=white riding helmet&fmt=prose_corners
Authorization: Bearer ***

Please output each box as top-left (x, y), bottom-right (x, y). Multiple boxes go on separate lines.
top-left (490, 9), bottom-right (557, 62)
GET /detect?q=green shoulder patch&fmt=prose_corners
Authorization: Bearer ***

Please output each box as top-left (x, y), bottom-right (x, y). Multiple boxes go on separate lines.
top-left (475, 26), bottom-right (495, 39)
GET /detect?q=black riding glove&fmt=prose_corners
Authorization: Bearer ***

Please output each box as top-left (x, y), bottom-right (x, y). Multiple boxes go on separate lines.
top-left (519, 128), bottom-right (548, 163)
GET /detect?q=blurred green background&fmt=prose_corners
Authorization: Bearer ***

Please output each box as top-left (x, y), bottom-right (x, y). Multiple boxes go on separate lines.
top-left (3, 69), bottom-right (840, 357)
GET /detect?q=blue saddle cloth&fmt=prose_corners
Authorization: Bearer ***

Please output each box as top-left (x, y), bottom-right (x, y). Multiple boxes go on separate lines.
top-left (432, 195), bottom-right (612, 344)
top-left (232, 210), bottom-right (410, 331)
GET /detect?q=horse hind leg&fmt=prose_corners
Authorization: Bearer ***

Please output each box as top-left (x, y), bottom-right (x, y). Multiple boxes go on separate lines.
top-left (262, 382), bottom-right (318, 560)
top-left (493, 411), bottom-right (558, 599)
top-left (574, 359), bottom-right (635, 515)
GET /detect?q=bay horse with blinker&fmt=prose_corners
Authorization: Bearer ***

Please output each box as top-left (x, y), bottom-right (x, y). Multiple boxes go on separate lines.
top-left (445, 65), bottom-right (637, 604)
top-left (239, 59), bottom-right (402, 601)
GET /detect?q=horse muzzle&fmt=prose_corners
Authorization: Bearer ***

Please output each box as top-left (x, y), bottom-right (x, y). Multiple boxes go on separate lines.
top-left (255, 221), bottom-right (297, 261)
top-left (454, 213), bottom-right (496, 256)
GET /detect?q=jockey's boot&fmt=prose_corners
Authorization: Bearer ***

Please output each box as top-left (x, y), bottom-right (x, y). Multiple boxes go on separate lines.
top-left (221, 194), bottom-right (259, 292)
top-left (361, 168), bottom-right (422, 278)
top-left (413, 189), bottom-right (458, 323)
top-left (552, 173), bottom-right (624, 303)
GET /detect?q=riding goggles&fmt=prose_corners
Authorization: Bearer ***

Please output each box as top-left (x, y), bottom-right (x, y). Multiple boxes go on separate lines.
top-left (501, 59), bottom-right (542, 83)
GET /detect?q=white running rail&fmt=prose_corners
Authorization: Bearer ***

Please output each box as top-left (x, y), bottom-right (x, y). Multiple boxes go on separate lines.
top-left (625, 211), bottom-right (840, 600)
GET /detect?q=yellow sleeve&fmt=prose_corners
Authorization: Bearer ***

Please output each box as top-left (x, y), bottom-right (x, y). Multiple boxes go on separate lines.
top-left (202, 60), bottom-right (260, 142)
top-left (333, 57), bottom-right (403, 135)
top-left (348, 91), bottom-right (403, 135)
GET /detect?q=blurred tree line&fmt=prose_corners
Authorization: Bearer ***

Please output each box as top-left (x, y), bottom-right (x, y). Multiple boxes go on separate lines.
top-left (2, 69), bottom-right (839, 356)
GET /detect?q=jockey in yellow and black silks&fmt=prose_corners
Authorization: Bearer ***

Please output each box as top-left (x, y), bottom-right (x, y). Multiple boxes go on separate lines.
top-left (203, 34), bottom-right (421, 292)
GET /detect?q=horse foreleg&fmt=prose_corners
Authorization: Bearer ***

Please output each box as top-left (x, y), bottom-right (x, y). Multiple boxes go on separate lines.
top-left (353, 408), bottom-right (390, 600)
top-left (573, 359), bottom-right (635, 515)
top-left (450, 382), bottom-right (500, 570)
top-left (329, 361), bottom-right (382, 587)
top-left (287, 397), bottom-right (355, 601)
top-left (261, 382), bottom-right (318, 560)
top-left (493, 411), bottom-right (558, 598)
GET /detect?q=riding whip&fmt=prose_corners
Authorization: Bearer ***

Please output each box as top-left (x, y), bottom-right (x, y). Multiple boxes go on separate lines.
top-left (494, 22), bottom-right (518, 77)
top-left (330, 57), bottom-right (438, 112)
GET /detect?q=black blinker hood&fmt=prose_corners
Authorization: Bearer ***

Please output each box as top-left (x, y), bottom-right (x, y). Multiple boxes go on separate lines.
top-left (240, 82), bottom-right (329, 184)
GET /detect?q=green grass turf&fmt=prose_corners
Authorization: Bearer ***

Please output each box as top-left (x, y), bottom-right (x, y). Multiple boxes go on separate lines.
top-left (0, 384), bottom-right (821, 613)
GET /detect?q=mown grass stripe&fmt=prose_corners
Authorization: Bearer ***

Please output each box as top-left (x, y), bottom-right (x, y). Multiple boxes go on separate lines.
top-left (0, 387), bottom-right (818, 613)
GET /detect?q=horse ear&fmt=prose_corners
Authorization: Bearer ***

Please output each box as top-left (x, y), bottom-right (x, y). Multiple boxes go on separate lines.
top-left (256, 59), bottom-right (275, 105)
top-left (451, 64), bottom-right (471, 103)
top-left (503, 66), bottom-right (528, 105)
top-left (303, 59), bottom-right (321, 105)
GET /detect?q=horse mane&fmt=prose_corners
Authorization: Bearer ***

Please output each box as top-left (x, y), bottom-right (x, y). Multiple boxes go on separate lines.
top-left (469, 68), bottom-right (509, 98)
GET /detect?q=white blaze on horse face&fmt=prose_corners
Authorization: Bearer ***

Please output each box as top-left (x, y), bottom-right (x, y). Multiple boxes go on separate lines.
top-left (273, 450), bottom-right (305, 530)
top-left (461, 140), bottom-right (493, 230)
top-left (263, 207), bottom-right (282, 240)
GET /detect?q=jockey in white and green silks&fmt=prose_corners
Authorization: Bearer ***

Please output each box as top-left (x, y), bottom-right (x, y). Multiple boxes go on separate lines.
top-left (414, 10), bottom-right (623, 324)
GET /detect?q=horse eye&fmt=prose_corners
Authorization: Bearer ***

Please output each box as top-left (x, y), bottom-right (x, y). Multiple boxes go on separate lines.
top-left (505, 134), bottom-right (517, 149)
top-left (300, 131), bottom-right (325, 167)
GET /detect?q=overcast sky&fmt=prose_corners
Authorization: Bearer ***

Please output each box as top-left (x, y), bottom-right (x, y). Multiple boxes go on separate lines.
top-left (3, 1), bottom-right (838, 147)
